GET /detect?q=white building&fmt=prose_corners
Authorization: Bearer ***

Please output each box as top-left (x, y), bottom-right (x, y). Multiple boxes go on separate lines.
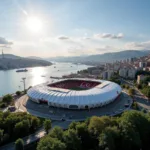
top-left (128, 69), bottom-right (136, 79)
top-left (102, 71), bottom-right (108, 80)
top-left (27, 78), bottom-right (122, 109)
top-left (114, 64), bottom-right (120, 71)
top-left (91, 69), bottom-right (101, 75)
top-left (119, 68), bottom-right (128, 78)
top-left (137, 75), bottom-right (146, 84)
top-left (107, 70), bottom-right (114, 80)
top-left (102, 70), bottom-right (114, 80)
top-left (139, 62), bottom-right (147, 68)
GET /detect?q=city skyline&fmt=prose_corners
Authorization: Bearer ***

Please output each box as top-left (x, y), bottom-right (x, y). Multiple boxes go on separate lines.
top-left (0, 0), bottom-right (150, 57)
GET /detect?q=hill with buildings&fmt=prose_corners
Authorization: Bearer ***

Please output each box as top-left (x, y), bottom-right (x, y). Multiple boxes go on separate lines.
top-left (0, 54), bottom-right (52, 70)
top-left (48, 50), bottom-right (150, 63)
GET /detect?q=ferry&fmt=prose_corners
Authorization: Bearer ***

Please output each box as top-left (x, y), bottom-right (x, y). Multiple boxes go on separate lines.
top-left (41, 75), bottom-right (46, 77)
top-left (16, 69), bottom-right (28, 72)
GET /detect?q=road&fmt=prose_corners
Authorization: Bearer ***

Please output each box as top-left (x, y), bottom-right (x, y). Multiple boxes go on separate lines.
top-left (122, 79), bottom-right (150, 111)
top-left (0, 120), bottom-right (72, 150)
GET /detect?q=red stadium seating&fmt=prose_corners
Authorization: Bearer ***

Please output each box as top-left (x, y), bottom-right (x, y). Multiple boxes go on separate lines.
top-left (48, 80), bottom-right (100, 90)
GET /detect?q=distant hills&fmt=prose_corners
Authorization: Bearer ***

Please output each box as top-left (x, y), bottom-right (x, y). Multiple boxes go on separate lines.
top-left (0, 54), bottom-right (52, 70)
top-left (47, 50), bottom-right (150, 63)
top-left (26, 56), bottom-right (44, 60)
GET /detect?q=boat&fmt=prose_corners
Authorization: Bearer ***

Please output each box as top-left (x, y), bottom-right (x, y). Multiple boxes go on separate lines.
top-left (41, 75), bottom-right (46, 77)
top-left (16, 69), bottom-right (28, 72)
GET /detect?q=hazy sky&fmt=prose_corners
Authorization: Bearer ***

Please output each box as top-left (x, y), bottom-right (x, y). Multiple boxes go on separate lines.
top-left (0, 0), bottom-right (150, 57)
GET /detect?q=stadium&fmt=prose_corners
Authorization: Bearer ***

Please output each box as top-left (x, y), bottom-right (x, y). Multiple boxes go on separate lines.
top-left (27, 78), bottom-right (122, 110)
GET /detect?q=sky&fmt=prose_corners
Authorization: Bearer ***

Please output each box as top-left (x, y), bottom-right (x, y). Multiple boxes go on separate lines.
top-left (0, 0), bottom-right (150, 57)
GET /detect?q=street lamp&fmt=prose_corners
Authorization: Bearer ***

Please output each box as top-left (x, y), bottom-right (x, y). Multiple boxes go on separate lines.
top-left (21, 77), bottom-right (26, 92)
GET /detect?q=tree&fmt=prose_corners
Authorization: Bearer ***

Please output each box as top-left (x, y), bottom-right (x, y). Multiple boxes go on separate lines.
top-left (132, 102), bottom-right (139, 110)
top-left (37, 136), bottom-right (66, 150)
top-left (136, 84), bottom-right (142, 89)
top-left (119, 111), bottom-right (150, 150)
top-left (99, 126), bottom-right (120, 150)
top-left (14, 120), bottom-right (30, 138)
top-left (2, 94), bottom-right (13, 104)
top-left (88, 116), bottom-right (106, 136)
top-left (76, 122), bottom-right (92, 150)
top-left (128, 88), bottom-right (134, 96)
top-left (125, 84), bottom-right (129, 89)
top-left (63, 129), bottom-right (81, 150)
top-left (121, 84), bottom-right (126, 89)
top-left (49, 126), bottom-right (64, 141)
top-left (69, 121), bottom-right (79, 130)
top-left (119, 120), bottom-right (141, 150)
top-left (0, 129), bottom-right (4, 144)
top-left (44, 119), bottom-right (51, 134)
top-left (16, 91), bottom-right (21, 96)
top-left (31, 116), bottom-right (40, 131)
top-left (15, 138), bottom-right (24, 150)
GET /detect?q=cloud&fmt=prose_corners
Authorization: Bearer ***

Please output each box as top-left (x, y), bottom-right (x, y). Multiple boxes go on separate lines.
top-left (94, 33), bottom-right (124, 39)
top-left (0, 37), bottom-right (13, 45)
top-left (125, 41), bottom-right (150, 50)
top-left (58, 36), bottom-right (70, 40)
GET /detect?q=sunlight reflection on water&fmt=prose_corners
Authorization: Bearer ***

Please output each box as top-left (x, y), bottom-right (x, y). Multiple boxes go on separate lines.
top-left (0, 62), bottom-right (91, 96)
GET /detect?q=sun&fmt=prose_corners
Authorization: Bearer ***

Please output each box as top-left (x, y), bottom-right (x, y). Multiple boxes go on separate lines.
top-left (26, 16), bottom-right (43, 33)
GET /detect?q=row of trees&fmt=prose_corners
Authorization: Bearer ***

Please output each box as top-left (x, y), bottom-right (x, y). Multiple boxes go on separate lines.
top-left (0, 94), bottom-right (13, 108)
top-left (37, 110), bottom-right (150, 150)
top-left (135, 76), bottom-right (150, 98)
top-left (0, 111), bottom-right (41, 146)
top-left (0, 90), bottom-right (24, 109)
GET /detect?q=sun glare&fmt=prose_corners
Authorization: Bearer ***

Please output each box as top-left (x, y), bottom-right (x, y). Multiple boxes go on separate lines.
top-left (26, 16), bottom-right (42, 33)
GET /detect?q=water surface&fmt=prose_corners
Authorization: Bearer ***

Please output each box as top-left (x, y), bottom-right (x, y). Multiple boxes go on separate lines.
top-left (0, 62), bottom-right (90, 96)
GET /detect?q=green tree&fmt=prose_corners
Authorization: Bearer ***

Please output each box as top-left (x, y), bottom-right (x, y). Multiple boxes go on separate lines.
top-left (121, 84), bottom-right (126, 89)
top-left (125, 84), bottom-right (129, 89)
top-left (128, 88), bottom-right (134, 96)
top-left (118, 120), bottom-right (141, 150)
top-left (49, 126), bottom-right (64, 141)
top-left (136, 84), bottom-right (142, 89)
top-left (15, 138), bottom-right (24, 150)
top-left (88, 116), bottom-right (107, 136)
top-left (37, 136), bottom-right (66, 150)
top-left (31, 116), bottom-right (40, 131)
top-left (16, 91), bottom-right (21, 96)
top-left (0, 129), bottom-right (4, 144)
top-left (119, 111), bottom-right (150, 149)
top-left (132, 102), bottom-right (139, 110)
top-left (64, 129), bottom-right (81, 150)
top-left (76, 122), bottom-right (92, 150)
top-left (2, 94), bottom-right (13, 104)
top-left (44, 119), bottom-right (51, 134)
top-left (14, 120), bottom-right (30, 137)
top-left (69, 121), bottom-right (79, 130)
top-left (99, 126), bottom-right (120, 150)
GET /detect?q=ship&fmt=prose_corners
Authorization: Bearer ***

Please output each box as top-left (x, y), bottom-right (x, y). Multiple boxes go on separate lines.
top-left (16, 69), bottom-right (28, 72)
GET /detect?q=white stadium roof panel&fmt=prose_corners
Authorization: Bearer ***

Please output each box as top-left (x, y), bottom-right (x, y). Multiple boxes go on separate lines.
top-left (27, 78), bottom-right (122, 109)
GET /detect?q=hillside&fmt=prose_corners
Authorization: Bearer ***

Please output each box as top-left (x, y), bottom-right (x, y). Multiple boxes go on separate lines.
top-left (48, 50), bottom-right (150, 63)
top-left (26, 56), bottom-right (44, 60)
top-left (0, 54), bottom-right (52, 70)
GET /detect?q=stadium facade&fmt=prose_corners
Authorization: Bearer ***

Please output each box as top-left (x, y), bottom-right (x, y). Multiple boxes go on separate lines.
top-left (27, 78), bottom-right (122, 109)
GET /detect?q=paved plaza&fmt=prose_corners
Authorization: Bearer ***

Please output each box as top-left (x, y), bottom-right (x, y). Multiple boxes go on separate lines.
top-left (15, 92), bottom-right (132, 121)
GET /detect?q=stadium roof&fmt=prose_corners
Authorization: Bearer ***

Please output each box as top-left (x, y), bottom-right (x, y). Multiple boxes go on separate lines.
top-left (27, 78), bottom-right (122, 109)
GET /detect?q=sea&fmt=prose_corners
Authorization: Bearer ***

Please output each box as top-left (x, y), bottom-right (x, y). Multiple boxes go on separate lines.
top-left (0, 62), bottom-right (91, 96)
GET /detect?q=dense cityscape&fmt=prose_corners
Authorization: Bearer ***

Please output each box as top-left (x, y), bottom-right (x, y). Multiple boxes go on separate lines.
top-left (1, 0), bottom-right (150, 150)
